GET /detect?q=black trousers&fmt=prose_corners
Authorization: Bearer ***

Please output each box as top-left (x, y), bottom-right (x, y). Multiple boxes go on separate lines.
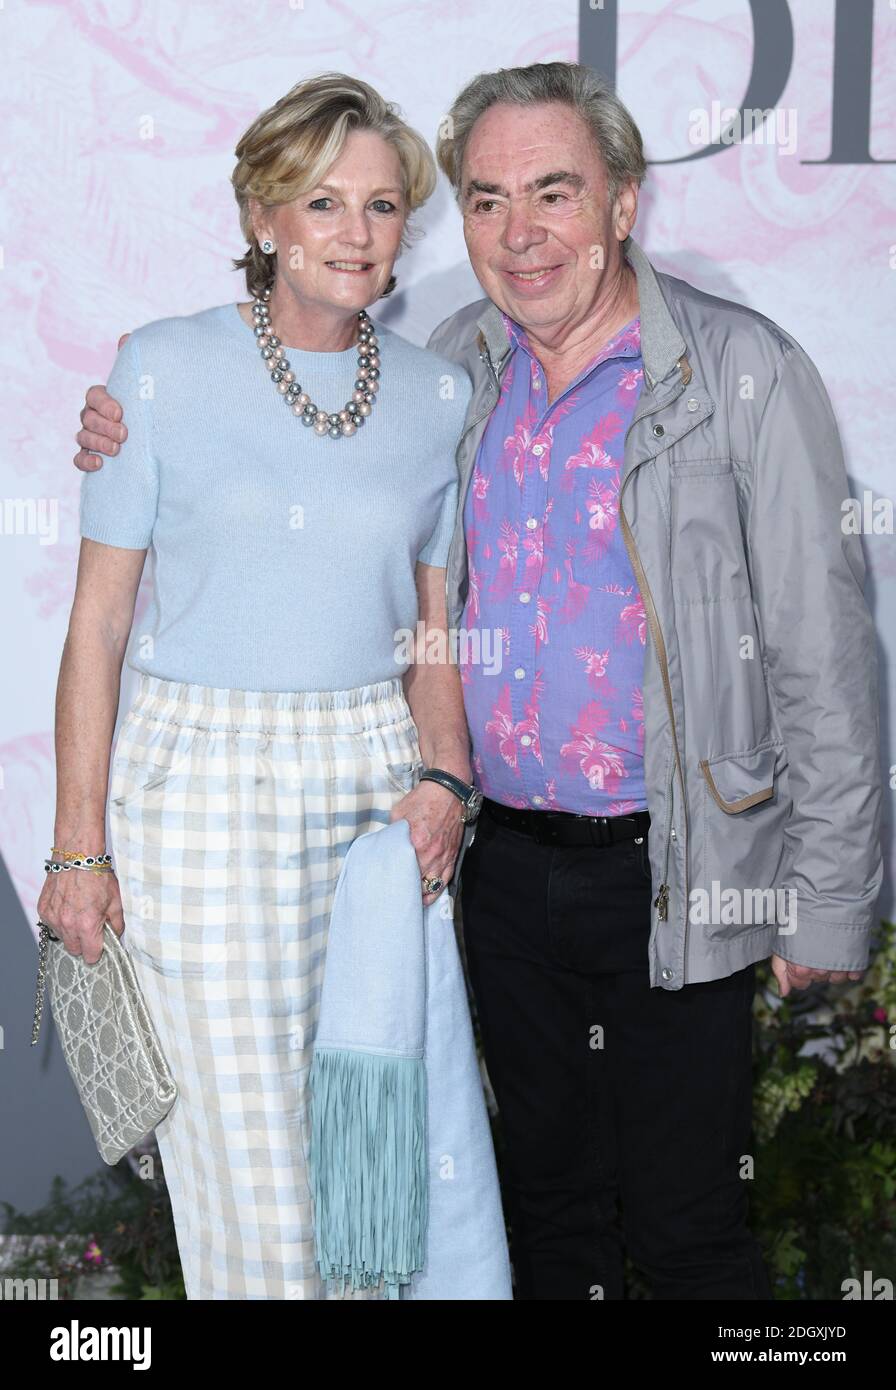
top-left (460, 807), bottom-right (773, 1301)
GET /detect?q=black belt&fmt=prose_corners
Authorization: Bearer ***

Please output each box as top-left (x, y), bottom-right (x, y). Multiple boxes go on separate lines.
top-left (481, 797), bottom-right (650, 848)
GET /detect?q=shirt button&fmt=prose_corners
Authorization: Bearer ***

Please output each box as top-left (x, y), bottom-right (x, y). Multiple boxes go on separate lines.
top-left (519, 591), bottom-right (531, 604)
top-left (526, 517), bottom-right (538, 529)
top-left (520, 735), bottom-right (532, 747)
top-left (686, 398), bottom-right (699, 412)
top-left (532, 444), bottom-right (544, 457)
top-left (652, 424), bottom-right (665, 438)
top-left (532, 375), bottom-right (542, 390)
top-left (661, 967), bottom-right (674, 981)
top-left (532, 795), bottom-right (544, 805)
top-left (514, 667), bottom-right (526, 679)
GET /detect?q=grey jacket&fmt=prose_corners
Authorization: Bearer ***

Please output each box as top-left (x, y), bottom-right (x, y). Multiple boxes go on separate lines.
top-left (429, 235), bottom-right (882, 988)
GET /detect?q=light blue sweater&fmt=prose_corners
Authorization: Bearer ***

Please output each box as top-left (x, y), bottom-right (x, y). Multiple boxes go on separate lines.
top-left (79, 303), bottom-right (470, 692)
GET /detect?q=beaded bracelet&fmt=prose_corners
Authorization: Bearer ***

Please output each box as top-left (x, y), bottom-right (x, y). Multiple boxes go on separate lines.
top-left (44, 852), bottom-right (113, 874)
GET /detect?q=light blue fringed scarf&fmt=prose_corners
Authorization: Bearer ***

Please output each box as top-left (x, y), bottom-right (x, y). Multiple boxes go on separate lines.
top-left (309, 817), bottom-right (512, 1301)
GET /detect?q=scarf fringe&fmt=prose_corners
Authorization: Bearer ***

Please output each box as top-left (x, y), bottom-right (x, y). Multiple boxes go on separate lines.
top-left (309, 1047), bottom-right (428, 1297)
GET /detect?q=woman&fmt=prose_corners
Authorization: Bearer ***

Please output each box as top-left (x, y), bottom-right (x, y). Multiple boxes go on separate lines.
top-left (40, 73), bottom-right (475, 1300)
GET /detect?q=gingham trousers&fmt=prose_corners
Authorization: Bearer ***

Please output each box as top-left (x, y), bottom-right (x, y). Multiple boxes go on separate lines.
top-left (108, 672), bottom-right (424, 1300)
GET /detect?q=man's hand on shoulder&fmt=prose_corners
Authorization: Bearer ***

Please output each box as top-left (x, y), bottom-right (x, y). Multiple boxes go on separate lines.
top-left (73, 331), bottom-right (131, 471)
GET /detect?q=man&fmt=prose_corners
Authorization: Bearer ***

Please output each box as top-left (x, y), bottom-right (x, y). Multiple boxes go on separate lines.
top-left (425, 61), bottom-right (881, 1301)
top-left (74, 62), bottom-right (881, 1301)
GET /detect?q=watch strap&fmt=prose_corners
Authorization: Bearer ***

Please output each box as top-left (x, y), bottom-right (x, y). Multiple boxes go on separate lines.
top-left (418, 768), bottom-right (476, 804)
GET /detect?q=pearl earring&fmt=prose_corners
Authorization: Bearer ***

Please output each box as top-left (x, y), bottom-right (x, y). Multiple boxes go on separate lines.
top-left (261, 239), bottom-right (275, 254)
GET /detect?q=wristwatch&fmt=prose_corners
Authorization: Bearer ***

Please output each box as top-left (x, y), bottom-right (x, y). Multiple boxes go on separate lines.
top-left (419, 768), bottom-right (484, 824)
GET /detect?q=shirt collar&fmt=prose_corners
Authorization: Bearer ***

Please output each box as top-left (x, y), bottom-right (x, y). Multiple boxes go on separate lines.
top-left (500, 310), bottom-right (642, 376)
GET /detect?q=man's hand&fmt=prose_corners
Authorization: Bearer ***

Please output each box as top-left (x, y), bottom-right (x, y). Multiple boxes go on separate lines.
top-left (74, 332), bottom-right (131, 471)
top-left (770, 952), bottom-right (864, 998)
top-left (390, 779), bottom-right (465, 905)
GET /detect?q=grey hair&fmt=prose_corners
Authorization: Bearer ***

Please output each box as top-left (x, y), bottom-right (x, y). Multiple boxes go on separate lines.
top-left (436, 62), bottom-right (647, 203)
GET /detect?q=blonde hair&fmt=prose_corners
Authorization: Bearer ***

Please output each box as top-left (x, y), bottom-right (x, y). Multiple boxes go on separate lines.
top-left (437, 61), bottom-right (647, 204)
top-left (232, 72), bottom-right (437, 299)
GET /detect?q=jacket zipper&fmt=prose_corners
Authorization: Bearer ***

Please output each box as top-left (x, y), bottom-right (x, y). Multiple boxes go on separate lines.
top-left (618, 501), bottom-right (680, 922)
top-left (618, 380), bottom-right (690, 957)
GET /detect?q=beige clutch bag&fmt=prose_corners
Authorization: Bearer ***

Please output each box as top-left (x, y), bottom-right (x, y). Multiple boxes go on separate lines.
top-left (31, 920), bottom-right (177, 1165)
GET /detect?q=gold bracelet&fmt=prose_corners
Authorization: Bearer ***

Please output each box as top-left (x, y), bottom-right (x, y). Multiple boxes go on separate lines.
top-left (50, 846), bottom-right (107, 861)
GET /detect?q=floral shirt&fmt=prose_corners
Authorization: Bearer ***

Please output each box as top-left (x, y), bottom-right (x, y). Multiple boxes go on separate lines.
top-left (459, 312), bottom-right (648, 814)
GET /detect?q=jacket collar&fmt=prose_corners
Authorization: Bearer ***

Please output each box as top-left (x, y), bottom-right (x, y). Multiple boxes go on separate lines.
top-left (474, 233), bottom-right (691, 390)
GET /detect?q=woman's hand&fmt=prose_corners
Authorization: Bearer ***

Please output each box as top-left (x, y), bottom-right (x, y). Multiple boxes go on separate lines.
top-left (390, 780), bottom-right (465, 905)
top-left (36, 869), bottom-right (126, 966)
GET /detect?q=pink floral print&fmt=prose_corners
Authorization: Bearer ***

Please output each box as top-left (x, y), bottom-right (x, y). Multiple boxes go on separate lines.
top-left (462, 313), bottom-right (649, 814)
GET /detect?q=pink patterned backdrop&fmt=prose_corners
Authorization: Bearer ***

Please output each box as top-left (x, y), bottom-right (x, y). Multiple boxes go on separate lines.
top-left (2, 0), bottom-right (893, 932)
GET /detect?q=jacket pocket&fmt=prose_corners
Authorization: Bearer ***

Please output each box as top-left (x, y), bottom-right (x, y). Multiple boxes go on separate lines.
top-left (694, 741), bottom-right (793, 940)
top-left (670, 460), bottom-right (751, 604)
top-left (669, 456), bottom-right (734, 479)
top-left (699, 747), bottom-right (775, 812)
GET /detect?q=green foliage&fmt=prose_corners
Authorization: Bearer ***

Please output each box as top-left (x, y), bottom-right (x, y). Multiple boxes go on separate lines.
top-left (0, 1156), bottom-right (186, 1301)
top-left (749, 921), bottom-right (896, 1300)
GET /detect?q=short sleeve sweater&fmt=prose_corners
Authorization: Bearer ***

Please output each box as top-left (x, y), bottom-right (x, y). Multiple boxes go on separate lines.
top-left (79, 303), bottom-right (470, 692)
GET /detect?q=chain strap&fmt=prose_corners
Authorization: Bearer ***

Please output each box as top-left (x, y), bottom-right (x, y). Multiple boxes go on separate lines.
top-left (31, 919), bottom-right (56, 1046)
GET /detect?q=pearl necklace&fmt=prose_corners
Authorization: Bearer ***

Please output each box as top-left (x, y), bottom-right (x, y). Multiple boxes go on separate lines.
top-left (250, 285), bottom-right (380, 439)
